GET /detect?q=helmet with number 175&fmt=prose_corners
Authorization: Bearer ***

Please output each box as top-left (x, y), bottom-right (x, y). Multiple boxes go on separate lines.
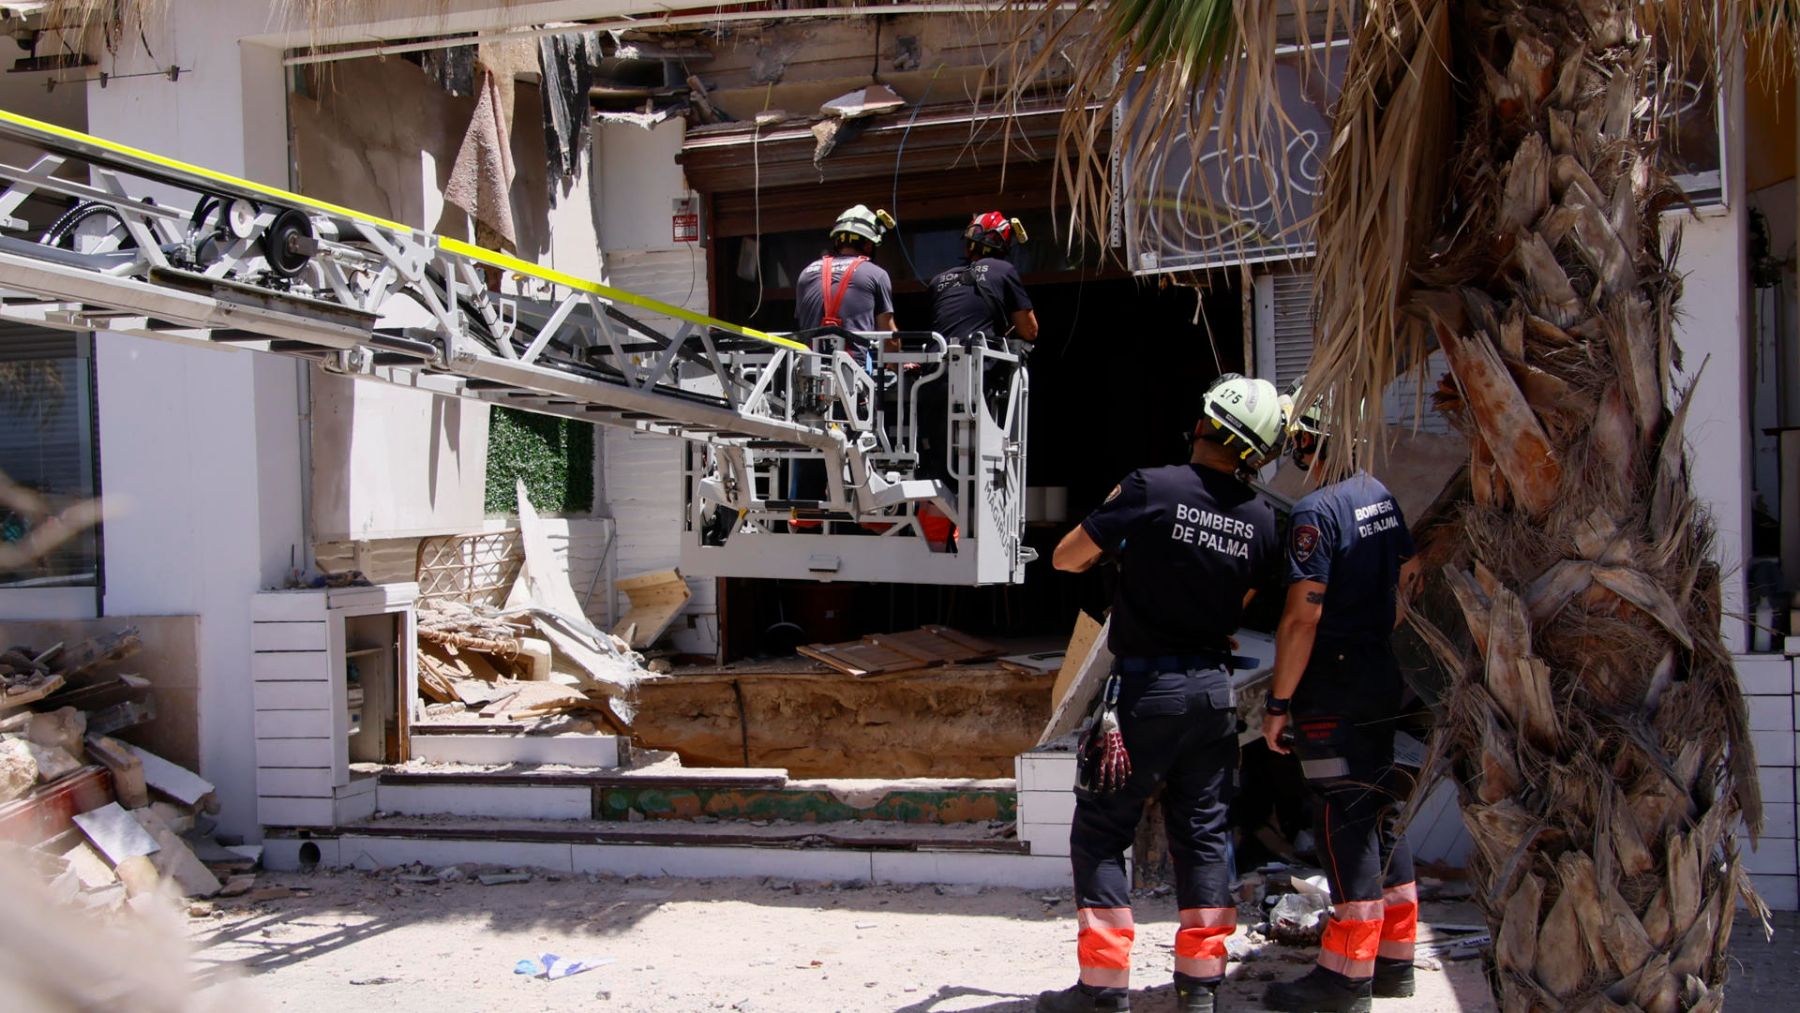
top-left (1198, 373), bottom-right (1286, 470)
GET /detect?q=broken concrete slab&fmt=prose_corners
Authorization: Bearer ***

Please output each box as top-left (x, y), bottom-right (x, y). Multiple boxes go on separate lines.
top-left (131, 807), bottom-right (221, 898)
top-left (0, 736), bottom-right (37, 802)
top-left (217, 873), bottom-right (256, 897)
top-left (149, 800), bottom-right (195, 835)
top-left (63, 839), bottom-right (117, 890)
top-left (25, 706), bottom-right (85, 756)
top-left (125, 742), bottom-right (213, 808)
top-left (25, 740), bottom-right (80, 782)
top-left (72, 801), bottom-right (160, 865)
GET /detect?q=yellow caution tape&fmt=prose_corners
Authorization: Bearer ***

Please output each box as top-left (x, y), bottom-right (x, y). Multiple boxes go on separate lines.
top-left (0, 107), bottom-right (804, 351)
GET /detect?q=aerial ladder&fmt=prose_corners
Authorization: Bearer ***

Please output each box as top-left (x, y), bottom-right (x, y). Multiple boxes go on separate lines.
top-left (0, 109), bottom-right (1032, 586)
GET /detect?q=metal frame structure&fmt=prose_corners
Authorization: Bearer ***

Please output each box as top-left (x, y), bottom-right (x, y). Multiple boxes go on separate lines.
top-left (0, 108), bottom-right (1031, 586)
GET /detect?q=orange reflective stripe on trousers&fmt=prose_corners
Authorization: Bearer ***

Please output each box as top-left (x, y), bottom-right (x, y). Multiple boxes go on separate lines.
top-left (1379, 881), bottom-right (1418, 962)
top-left (1317, 899), bottom-right (1384, 980)
top-left (1173, 906), bottom-right (1236, 981)
top-left (1076, 906), bottom-right (1134, 989)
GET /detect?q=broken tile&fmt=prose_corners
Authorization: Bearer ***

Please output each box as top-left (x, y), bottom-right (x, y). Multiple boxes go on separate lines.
top-left (72, 802), bottom-right (160, 865)
top-left (130, 808), bottom-right (221, 898)
top-left (125, 744), bottom-right (214, 808)
top-left (217, 874), bottom-right (256, 897)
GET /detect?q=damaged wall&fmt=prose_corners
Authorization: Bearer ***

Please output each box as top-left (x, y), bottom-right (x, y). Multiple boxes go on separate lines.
top-left (629, 667), bottom-right (1054, 779)
top-left (290, 53), bottom-right (605, 541)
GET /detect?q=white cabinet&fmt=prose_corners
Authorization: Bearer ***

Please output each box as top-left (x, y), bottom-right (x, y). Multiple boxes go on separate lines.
top-left (250, 584), bottom-right (417, 828)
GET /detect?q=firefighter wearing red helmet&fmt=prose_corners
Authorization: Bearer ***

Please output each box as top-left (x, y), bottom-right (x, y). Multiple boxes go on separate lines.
top-left (928, 210), bottom-right (1038, 343)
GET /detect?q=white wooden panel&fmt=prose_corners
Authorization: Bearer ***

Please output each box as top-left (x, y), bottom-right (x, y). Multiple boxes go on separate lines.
top-left (1742, 837), bottom-right (1798, 876)
top-left (252, 651), bottom-right (331, 682)
top-left (1016, 754), bottom-right (1077, 794)
top-left (1736, 655), bottom-right (1794, 696)
top-left (252, 592), bottom-right (327, 621)
top-left (1751, 694), bottom-right (1797, 732)
top-left (254, 710), bottom-right (333, 739)
top-left (1761, 765), bottom-right (1797, 801)
top-left (1766, 802), bottom-right (1798, 839)
top-left (252, 621), bottom-right (329, 652)
top-left (256, 767), bottom-right (333, 798)
top-left (328, 581), bottom-right (418, 612)
top-left (1753, 729), bottom-right (1797, 767)
top-left (256, 737), bottom-right (334, 768)
top-left (1017, 789), bottom-right (1076, 826)
top-left (1018, 821), bottom-right (1070, 857)
top-left (1752, 874), bottom-right (1798, 911)
top-left (258, 795), bottom-right (335, 827)
top-left (375, 783), bottom-right (592, 820)
top-left (253, 679), bottom-right (334, 711)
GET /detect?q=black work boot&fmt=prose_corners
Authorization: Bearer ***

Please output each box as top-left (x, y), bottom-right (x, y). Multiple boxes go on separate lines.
top-left (1174, 978), bottom-right (1217, 1012)
top-left (1262, 967), bottom-right (1372, 1013)
top-left (1036, 982), bottom-right (1130, 1012)
top-left (1372, 958), bottom-right (1415, 998)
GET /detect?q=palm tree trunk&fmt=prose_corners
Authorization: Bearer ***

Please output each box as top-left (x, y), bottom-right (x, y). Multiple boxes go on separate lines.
top-left (1407, 2), bottom-right (1767, 1009)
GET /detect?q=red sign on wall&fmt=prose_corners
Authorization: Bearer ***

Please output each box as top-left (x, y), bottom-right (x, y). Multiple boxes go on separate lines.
top-left (672, 196), bottom-right (699, 243)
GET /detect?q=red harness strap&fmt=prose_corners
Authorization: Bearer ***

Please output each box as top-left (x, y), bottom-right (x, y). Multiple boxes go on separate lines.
top-left (818, 255), bottom-right (868, 327)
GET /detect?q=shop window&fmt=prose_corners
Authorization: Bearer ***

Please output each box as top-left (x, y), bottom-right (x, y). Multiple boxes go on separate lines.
top-left (0, 328), bottom-right (99, 588)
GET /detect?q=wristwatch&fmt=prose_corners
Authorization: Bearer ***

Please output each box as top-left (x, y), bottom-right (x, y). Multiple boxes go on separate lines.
top-left (1263, 695), bottom-right (1291, 716)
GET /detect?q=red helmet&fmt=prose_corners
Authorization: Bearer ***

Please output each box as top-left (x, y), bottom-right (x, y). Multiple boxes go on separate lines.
top-left (964, 211), bottom-right (1027, 254)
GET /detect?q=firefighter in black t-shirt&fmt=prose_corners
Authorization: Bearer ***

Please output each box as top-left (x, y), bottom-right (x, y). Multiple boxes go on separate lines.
top-left (1039, 374), bottom-right (1288, 1013)
top-left (928, 211), bottom-right (1039, 343)
top-left (913, 212), bottom-right (1039, 495)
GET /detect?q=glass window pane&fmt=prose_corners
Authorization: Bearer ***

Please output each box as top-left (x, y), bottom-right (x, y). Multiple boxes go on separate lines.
top-left (0, 328), bottom-right (98, 587)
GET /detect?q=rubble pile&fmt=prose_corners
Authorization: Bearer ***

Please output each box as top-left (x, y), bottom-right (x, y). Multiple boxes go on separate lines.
top-left (2, 625), bottom-right (270, 913)
top-left (414, 600), bottom-right (647, 730)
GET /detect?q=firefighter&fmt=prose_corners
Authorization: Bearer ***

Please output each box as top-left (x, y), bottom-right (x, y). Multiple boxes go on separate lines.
top-left (795, 204), bottom-right (899, 344)
top-left (1261, 399), bottom-right (1423, 1013)
top-left (1042, 374), bottom-right (1287, 1013)
top-left (928, 211), bottom-right (1038, 342)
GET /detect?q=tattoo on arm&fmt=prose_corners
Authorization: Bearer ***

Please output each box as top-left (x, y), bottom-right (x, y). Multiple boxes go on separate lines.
top-left (1304, 590), bottom-right (1325, 604)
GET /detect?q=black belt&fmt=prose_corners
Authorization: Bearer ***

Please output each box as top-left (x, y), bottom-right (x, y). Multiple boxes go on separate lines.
top-left (1114, 652), bottom-right (1238, 675)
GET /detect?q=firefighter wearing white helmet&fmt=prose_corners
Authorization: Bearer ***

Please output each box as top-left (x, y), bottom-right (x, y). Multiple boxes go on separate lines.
top-left (1262, 387), bottom-right (1425, 1013)
top-left (795, 204), bottom-right (900, 338)
top-left (1043, 372), bottom-right (1285, 1013)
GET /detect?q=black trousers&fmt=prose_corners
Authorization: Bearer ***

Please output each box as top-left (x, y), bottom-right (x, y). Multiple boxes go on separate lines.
top-left (1290, 642), bottom-right (1417, 976)
top-left (1070, 666), bottom-right (1237, 911)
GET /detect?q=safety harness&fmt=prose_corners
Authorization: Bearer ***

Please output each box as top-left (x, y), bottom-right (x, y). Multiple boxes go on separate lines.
top-left (817, 255), bottom-right (868, 327)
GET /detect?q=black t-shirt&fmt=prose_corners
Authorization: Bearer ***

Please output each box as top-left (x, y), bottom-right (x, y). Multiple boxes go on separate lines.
top-left (928, 257), bottom-right (1033, 339)
top-left (1079, 464), bottom-right (1281, 657)
top-left (1287, 471), bottom-right (1414, 645)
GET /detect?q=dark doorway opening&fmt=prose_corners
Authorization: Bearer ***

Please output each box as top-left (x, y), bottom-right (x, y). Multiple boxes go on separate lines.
top-left (715, 266), bottom-right (1248, 661)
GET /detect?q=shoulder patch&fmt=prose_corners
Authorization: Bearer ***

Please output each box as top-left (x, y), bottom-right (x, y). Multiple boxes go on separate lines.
top-left (1292, 523), bottom-right (1321, 563)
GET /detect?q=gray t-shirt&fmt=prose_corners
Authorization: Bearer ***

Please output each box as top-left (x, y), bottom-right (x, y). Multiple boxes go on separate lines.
top-left (794, 255), bottom-right (895, 333)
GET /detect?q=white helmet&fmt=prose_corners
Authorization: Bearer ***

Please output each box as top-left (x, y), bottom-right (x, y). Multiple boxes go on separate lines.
top-left (1199, 373), bottom-right (1286, 467)
top-left (831, 204), bottom-right (896, 246)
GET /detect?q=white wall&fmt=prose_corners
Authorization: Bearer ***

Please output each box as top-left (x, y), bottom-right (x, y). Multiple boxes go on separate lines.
top-left (597, 121), bottom-right (693, 252)
top-left (82, 9), bottom-right (300, 841)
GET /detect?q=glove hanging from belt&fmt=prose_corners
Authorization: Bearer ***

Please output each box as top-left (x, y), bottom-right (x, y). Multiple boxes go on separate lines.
top-left (1078, 673), bottom-right (1131, 794)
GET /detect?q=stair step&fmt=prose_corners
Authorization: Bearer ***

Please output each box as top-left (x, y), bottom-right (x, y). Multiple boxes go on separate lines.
top-left (263, 814), bottom-right (1066, 888)
top-left (408, 732), bottom-right (620, 767)
top-left (373, 766), bottom-right (1014, 824)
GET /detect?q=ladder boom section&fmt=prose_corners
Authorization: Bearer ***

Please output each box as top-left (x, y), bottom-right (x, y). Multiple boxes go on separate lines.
top-left (0, 107), bottom-right (1033, 585)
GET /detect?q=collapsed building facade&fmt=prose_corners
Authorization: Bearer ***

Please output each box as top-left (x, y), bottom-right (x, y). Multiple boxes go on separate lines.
top-left (0, 0), bottom-right (1789, 906)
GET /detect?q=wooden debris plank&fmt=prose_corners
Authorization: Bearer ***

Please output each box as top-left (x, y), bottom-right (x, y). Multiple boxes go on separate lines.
top-left (919, 625), bottom-right (1002, 659)
top-left (0, 765), bottom-right (111, 846)
top-left (612, 568), bottom-right (692, 650)
top-left (478, 687), bottom-right (524, 718)
top-left (796, 640), bottom-right (922, 677)
top-left (40, 673), bottom-right (149, 713)
top-left (502, 682), bottom-right (591, 720)
top-left (998, 651), bottom-right (1065, 675)
top-left (0, 673), bottom-right (63, 710)
top-left (84, 734), bottom-right (149, 809)
top-left (53, 627), bottom-right (141, 686)
top-left (1050, 612), bottom-right (1104, 710)
top-left (1038, 615), bottom-right (1114, 747)
top-left (865, 630), bottom-right (970, 665)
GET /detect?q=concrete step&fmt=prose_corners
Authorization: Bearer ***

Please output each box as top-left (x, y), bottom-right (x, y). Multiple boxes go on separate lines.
top-left (408, 728), bottom-right (621, 767)
top-left (372, 765), bottom-right (1016, 825)
top-left (263, 814), bottom-right (1065, 888)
